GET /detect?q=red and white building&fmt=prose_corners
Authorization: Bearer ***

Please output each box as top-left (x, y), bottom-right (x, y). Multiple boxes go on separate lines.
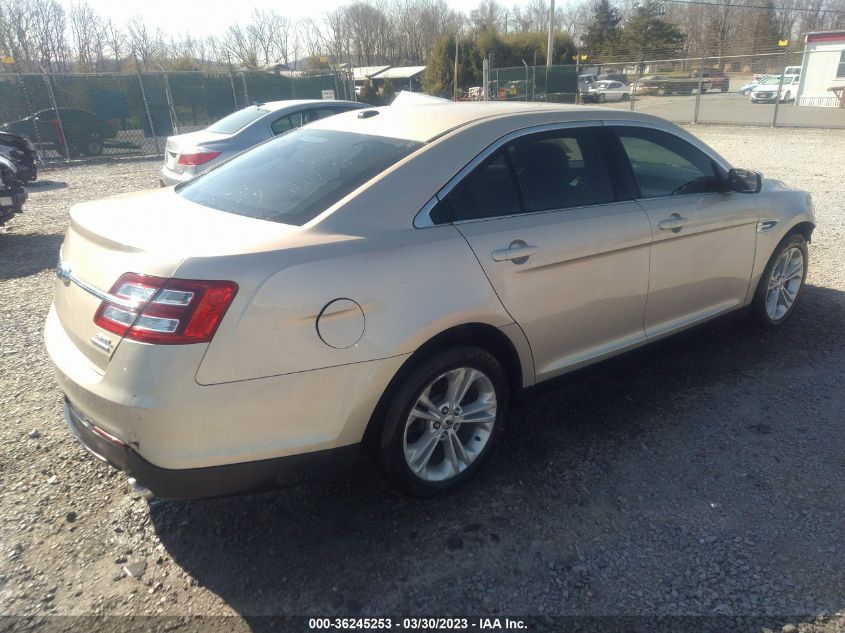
top-left (796, 30), bottom-right (845, 107)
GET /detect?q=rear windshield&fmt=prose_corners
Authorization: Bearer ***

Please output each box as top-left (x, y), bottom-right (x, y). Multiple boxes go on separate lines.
top-left (206, 106), bottom-right (269, 134)
top-left (177, 129), bottom-right (422, 226)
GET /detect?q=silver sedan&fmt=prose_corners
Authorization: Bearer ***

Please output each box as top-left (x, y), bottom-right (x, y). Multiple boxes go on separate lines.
top-left (48, 103), bottom-right (814, 499)
top-left (159, 99), bottom-right (364, 186)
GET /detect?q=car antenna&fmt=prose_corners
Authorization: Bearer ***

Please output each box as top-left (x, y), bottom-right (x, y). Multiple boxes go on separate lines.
top-left (253, 101), bottom-right (265, 107)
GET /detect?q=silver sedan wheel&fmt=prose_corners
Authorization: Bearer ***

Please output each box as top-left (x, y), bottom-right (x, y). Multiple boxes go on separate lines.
top-left (402, 367), bottom-right (498, 482)
top-left (766, 246), bottom-right (804, 321)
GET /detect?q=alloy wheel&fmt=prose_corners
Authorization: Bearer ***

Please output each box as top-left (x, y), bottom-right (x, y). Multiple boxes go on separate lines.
top-left (766, 246), bottom-right (804, 321)
top-left (402, 367), bottom-right (497, 482)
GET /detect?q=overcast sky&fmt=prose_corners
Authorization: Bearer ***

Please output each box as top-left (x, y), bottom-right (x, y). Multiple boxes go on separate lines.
top-left (80, 0), bottom-right (491, 38)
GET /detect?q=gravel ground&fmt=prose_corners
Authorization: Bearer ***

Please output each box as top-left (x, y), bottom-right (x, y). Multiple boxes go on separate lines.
top-left (1, 127), bottom-right (844, 632)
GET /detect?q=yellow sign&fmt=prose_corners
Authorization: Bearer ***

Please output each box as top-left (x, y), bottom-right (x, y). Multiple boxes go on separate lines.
top-left (580, 54), bottom-right (589, 60)
top-left (0, 56), bottom-right (14, 64)
top-left (778, 39), bottom-right (789, 47)
top-left (319, 55), bottom-right (329, 63)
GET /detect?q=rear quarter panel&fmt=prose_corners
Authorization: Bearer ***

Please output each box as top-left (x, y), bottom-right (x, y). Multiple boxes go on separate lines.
top-left (188, 225), bottom-right (515, 385)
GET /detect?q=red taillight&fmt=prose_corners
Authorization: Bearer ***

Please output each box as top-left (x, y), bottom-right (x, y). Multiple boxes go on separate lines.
top-left (93, 273), bottom-right (238, 345)
top-left (177, 151), bottom-right (220, 166)
top-left (51, 119), bottom-right (65, 145)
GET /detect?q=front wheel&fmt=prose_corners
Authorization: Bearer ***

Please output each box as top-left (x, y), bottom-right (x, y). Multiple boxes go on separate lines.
top-left (752, 233), bottom-right (808, 326)
top-left (377, 347), bottom-right (509, 496)
top-left (598, 93), bottom-right (606, 103)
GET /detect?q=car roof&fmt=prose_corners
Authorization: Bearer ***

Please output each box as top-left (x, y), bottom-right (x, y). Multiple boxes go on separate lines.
top-left (307, 102), bottom-right (667, 143)
top-left (256, 99), bottom-right (362, 112)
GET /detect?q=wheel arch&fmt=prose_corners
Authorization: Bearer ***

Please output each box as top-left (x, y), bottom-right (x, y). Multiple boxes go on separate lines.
top-left (788, 220), bottom-right (815, 243)
top-left (360, 322), bottom-right (528, 454)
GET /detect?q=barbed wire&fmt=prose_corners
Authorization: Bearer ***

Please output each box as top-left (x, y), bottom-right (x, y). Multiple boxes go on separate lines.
top-left (661, 0), bottom-right (845, 14)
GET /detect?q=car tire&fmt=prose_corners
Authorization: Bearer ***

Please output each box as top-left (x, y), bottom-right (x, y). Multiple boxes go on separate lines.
top-left (598, 93), bottom-right (606, 103)
top-left (377, 346), bottom-right (510, 497)
top-left (751, 232), bottom-right (808, 326)
top-left (83, 133), bottom-right (104, 156)
top-left (656, 86), bottom-right (667, 96)
top-left (721, 83), bottom-right (729, 93)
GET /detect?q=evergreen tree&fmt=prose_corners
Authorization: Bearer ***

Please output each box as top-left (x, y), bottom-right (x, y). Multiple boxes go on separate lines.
top-left (582, 0), bottom-right (622, 57)
top-left (620, 0), bottom-right (685, 57)
top-left (359, 79), bottom-right (380, 105)
top-left (378, 79), bottom-right (396, 104)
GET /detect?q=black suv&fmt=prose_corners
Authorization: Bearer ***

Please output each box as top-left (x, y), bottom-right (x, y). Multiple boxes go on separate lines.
top-left (0, 131), bottom-right (38, 226)
top-left (1, 108), bottom-right (118, 157)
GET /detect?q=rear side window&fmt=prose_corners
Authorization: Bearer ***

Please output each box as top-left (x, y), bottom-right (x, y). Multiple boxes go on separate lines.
top-left (507, 128), bottom-right (614, 212)
top-left (271, 112), bottom-right (303, 135)
top-left (207, 106), bottom-right (269, 134)
top-left (615, 127), bottom-right (723, 198)
top-left (447, 152), bottom-right (522, 221)
top-left (177, 129), bottom-right (421, 226)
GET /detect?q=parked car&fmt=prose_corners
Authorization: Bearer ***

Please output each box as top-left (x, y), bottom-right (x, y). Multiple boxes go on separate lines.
top-left (159, 99), bottom-right (366, 186)
top-left (46, 103), bottom-right (815, 499)
top-left (0, 131), bottom-right (38, 182)
top-left (597, 73), bottom-right (629, 85)
top-left (739, 77), bottom-right (765, 95)
top-left (750, 75), bottom-right (800, 103)
top-left (1, 108), bottom-right (118, 157)
top-left (690, 68), bottom-right (730, 92)
top-left (583, 80), bottom-right (629, 103)
top-left (633, 74), bottom-right (712, 96)
top-left (0, 131), bottom-right (38, 226)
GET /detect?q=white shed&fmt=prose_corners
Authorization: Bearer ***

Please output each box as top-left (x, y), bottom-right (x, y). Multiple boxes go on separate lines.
top-left (796, 31), bottom-right (845, 107)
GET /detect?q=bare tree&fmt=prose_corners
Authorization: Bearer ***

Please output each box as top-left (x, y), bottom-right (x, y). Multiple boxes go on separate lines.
top-left (126, 15), bottom-right (157, 69)
top-left (69, 2), bottom-right (100, 70)
top-left (470, 0), bottom-right (506, 32)
top-left (247, 9), bottom-right (292, 66)
top-left (102, 17), bottom-right (124, 69)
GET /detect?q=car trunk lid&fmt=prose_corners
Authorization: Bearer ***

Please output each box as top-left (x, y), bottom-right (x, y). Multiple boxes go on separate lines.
top-left (54, 188), bottom-right (297, 373)
top-left (164, 130), bottom-right (228, 171)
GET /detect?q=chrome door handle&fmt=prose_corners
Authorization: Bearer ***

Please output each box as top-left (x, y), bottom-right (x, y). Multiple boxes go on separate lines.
top-left (491, 244), bottom-right (539, 263)
top-left (658, 214), bottom-right (689, 232)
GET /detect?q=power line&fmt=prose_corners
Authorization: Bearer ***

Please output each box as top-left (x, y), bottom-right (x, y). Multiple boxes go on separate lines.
top-left (661, 0), bottom-right (845, 14)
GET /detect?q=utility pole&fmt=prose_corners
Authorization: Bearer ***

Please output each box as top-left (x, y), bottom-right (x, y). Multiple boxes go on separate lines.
top-left (454, 32), bottom-right (459, 101)
top-left (546, 0), bottom-right (556, 67)
top-left (772, 38), bottom-right (790, 128)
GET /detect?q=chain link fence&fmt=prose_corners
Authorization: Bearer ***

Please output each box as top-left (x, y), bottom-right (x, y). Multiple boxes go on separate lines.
top-left (491, 48), bottom-right (845, 129)
top-left (489, 64), bottom-right (578, 103)
top-left (0, 70), bottom-right (353, 163)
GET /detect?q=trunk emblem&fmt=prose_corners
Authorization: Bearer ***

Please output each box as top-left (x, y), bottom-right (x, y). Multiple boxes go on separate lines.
top-left (90, 333), bottom-right (113, 354)
top-left (56, 260), bottom-right (71, 286)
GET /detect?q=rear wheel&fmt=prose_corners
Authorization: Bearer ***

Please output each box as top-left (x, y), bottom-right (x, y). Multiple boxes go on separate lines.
top-left (377, 347), bottom-right (509, 496)
top-left (752, 233), bottom-right (808, 326)
top-left (84, 133), bottom-right (104, 156)
top-left (598, 93), bottom-right (606, 103)
top-left (721, 83), bottom-right (729, 93)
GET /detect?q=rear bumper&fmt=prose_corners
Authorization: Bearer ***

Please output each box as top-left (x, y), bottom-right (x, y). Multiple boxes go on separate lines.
top-left (63, 398), bottom-right (364, 499)
top-left (159, 166), bottom-right (191, 187)
top-left (0, 188), bottom-right (27, 221)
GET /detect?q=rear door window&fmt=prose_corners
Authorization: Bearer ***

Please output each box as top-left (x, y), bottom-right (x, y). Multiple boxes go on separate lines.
top-left (506, 128), bottom-right (615, 212)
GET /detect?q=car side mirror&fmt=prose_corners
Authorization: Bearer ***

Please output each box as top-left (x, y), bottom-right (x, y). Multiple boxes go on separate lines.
top-left (728, 168), bottom-right (762, 194)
